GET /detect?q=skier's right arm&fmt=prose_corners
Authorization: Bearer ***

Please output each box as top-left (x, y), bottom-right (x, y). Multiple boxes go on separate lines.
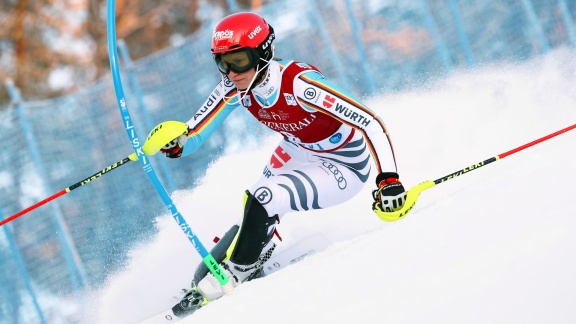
top-left (160, 80), bottom-right (241, 158)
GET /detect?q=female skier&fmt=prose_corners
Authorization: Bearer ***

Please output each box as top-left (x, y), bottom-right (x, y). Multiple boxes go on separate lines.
top-left (159, 12), bottom-right (406, 312)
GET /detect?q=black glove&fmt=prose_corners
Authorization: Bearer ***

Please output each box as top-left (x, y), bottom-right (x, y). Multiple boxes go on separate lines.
top-left (160, 131), bottom-right (189, 158)
top-left (372, 172), bottom-right (406, 213)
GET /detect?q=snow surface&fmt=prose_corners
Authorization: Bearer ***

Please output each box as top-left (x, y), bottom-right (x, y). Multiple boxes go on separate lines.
top-left (84, 48), bottom-right (576, 324)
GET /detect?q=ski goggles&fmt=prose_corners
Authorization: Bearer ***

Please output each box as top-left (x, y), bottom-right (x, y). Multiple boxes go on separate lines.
top-left (213, 48), bottom-right (260, 74)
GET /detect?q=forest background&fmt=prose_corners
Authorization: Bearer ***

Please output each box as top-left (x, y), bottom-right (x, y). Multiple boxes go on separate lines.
top-left (0, 0), bottom-right (266, 105)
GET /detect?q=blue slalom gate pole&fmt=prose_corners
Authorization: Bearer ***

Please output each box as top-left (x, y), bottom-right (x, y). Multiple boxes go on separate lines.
top-left (106, 0), bottom-right (231, 292)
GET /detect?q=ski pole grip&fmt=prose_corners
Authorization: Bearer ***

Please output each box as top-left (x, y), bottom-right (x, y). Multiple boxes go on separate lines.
top-left (375, 180), bottom-right (435, 222)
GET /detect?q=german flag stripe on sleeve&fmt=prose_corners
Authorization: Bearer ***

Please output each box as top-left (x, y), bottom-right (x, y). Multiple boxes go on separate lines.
top-left (299, 74), bottom-right (388, 134)
top-left (298, 94), bottom-right (389, 173)
top-left (189, 88), bottom-right (238, 136)
top-left (297, 75), bottom-right (396, 173)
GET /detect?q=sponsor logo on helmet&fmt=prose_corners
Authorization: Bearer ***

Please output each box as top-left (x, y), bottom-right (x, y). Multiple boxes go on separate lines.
top-left (213, 29), bottom-right (234, 40)
top-left (296, 63), bottom-right (311, 69)
top-left (261, 32), bottom-right (275, 50)
top-left (248, 25), bottom-right (263, 40)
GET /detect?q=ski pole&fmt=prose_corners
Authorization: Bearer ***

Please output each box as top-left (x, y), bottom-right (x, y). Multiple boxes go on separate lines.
top-left (377, 123), bottom-right (576, 222)
top-left (1, 121), bottom-right (187, 227)
top-left (106, 0), bottom-right (233, 295)
top-left (1, 157), bottom-right (130, 227)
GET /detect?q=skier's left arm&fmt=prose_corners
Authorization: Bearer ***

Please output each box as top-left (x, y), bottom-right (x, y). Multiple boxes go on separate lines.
top-left (294, 71), bottom-right (406, 214)
top-left (294, 71), bottom-right (397, 174)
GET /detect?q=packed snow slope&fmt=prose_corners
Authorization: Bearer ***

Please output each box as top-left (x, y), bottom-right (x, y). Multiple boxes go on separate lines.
top-left (85, 48), bottom-right (576, 324)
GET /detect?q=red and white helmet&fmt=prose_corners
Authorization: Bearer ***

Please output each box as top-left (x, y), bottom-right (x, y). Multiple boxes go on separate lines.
top-left (211, 12), bottom-right (275, 74)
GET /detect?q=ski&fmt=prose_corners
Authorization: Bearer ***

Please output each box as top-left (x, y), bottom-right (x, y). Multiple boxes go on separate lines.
top-left (262, 233), bottom-right (330, 276)
top-left (137, 233), bottom-right (331, 323)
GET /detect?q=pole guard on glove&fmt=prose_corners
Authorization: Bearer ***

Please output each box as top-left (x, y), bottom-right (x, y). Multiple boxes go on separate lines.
top-left (372, 172), bottom-right (406, 212)
top-left (373, 180), bottom-right (435, 222)
top-left (160, 125), bottom-right (190, 158)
